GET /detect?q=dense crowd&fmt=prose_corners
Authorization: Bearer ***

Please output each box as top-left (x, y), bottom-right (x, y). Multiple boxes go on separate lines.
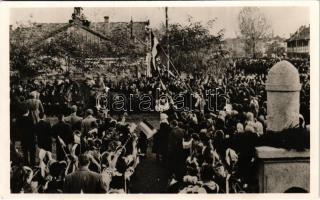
top-left (11, 103), bottom-right (145, 193)
top-left (10, 74), bottom-right (161, 193)
top-left (10, 74), bottom-right (160, 118)
top-left (152, 57), bottom-right (310, 193)
top-left (10, 57), bottom-right (310, 193)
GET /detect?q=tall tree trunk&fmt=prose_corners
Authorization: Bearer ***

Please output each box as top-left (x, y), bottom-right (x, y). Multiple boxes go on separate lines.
top-left (252, 40), bottom-right (256, 58)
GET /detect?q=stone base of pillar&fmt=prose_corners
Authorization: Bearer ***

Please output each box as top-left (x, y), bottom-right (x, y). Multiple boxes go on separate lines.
top-left (255, 146), bottom-right (309, 193)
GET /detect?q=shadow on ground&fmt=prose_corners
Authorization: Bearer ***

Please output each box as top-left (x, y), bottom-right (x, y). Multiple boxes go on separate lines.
top-left (129, 144), bottom-right (170, 193)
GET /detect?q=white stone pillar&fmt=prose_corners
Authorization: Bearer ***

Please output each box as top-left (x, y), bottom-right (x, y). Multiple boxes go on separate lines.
top-left (266, 60), bottom-right (301, 132)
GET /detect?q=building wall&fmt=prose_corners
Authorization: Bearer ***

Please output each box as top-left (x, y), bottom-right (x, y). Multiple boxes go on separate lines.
top-left (287, 40), bottom-right (309, 53)
top-left (287, 40), bottom-right (309, 58)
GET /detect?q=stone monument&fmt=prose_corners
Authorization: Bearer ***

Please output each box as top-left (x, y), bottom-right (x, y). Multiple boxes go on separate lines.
top-left (255, 60), bottom-right (309, 193)
top-left (265, 60), bottom-right (301, 132)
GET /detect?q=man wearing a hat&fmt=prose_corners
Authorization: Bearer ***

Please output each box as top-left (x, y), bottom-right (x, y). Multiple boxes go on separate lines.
top-left (63, 154), bottom-right (106, 193)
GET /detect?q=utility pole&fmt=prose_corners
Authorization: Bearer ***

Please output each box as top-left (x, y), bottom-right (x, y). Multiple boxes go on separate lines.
top-left (165, 7), bottom-right (169, 76)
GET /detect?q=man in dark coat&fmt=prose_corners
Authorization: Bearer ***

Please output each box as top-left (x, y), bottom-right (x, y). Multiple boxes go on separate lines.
top-left (153, 113), bottom-right (170, 162)
top-left (230, 129), bottom-right (258, 185)
top-left (34, 112), bottom-right (53, 152)
top-left (63, 154), bottom-right (106, 193)
top-left (167, 120), bottom-right (185, 181)
top-left (52, 114), bottom-right (73, 161)
top-left (16, 107), bottom-right (36, 166)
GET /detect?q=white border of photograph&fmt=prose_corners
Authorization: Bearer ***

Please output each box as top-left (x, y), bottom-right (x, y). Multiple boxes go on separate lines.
top-left (0, 1), bottom-right (319, 199)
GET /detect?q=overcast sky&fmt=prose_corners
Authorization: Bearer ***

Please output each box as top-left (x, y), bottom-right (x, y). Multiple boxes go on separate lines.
top-left (10, 7), bottom-right (309, 38)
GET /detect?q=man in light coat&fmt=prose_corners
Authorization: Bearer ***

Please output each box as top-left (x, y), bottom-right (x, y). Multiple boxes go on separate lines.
top-left (64, 105), bottom-right (83, 131)
top-left (81, 109), bottom-right (96, 136)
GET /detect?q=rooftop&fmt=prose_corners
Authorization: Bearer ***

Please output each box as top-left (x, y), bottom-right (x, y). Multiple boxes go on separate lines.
top-left (10, 7), bottom-right (149, 48)
top-left (286, 25), bottom-right (310, 42)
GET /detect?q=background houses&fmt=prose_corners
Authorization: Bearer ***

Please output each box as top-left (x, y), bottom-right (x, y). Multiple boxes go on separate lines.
top-left (286, 25), bottom-right (310, 58)
top-left (222, 25), bottom-right (310, 59)
top-left (10, 7), bottom-right (150, 80)
top-left (223, 36), bottom-right (287, 58)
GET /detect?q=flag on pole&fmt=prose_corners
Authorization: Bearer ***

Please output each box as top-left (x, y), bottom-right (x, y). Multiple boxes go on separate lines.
top-left (129, 123), bottom-right (137, 133)
top-left (139, 120), bottom-right (157, 139)
top-left (160, 79), bottom-right (167, 90)
top-left (167, 67), bottom-right (175, 77)
top-left (150, 31), bottom-right (160, 73)
top-left (74, 133), bottom-right (81, 144)
top-left (151, 35), bottom-right (159, 69)
top-left (145, 53), bottom-right (152, 77)
top-left (204, 75), bottom-right (209, 84)
top-left (38, 148), bottom-right (47, 161)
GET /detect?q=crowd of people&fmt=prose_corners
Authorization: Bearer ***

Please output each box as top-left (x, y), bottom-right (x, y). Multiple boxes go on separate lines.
top-left (11, 102), bottom-right (146, 193)
top-left (10, 74), bottom-right (161, 119)
top-left (152, 57), bottom-right (310, 193)
top-left (10, 56), bottom-right (310, 193)
top-left (10, 73), bottom-right (162, 193)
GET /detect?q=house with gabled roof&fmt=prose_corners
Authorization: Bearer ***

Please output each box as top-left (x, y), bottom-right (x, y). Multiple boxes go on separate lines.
top-left (10, 7), bottom-right (151, 78)
top-left (286, 25), bottom-right (310, 58)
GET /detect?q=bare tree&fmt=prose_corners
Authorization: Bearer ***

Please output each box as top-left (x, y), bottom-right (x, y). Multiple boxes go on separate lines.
top-left (238, 7), bottom-right (271, 58)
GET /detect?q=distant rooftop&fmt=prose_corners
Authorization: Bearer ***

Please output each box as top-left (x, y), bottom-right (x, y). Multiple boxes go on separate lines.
top-left (10, 7), bottom-right (149, 47)
top-left (286, 25), bottom-right (310, 42)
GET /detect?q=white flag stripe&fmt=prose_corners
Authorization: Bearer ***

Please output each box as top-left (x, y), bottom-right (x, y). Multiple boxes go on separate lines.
top-left (139, 121), bottom-right (157, 139)
top-left (152, 36), bottom-right (159, 70)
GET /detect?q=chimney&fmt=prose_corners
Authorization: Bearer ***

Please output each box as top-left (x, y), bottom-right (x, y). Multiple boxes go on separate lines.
top-left (74, 7), bottom-right (83, 18)
top-left (104, 16), bottom-right (109, 23)
top-left (130, 17), bottom-right (133, 39)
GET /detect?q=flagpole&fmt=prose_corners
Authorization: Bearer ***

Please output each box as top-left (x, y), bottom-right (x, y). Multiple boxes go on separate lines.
top-left (165, 7), bottom-right (169, 77)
